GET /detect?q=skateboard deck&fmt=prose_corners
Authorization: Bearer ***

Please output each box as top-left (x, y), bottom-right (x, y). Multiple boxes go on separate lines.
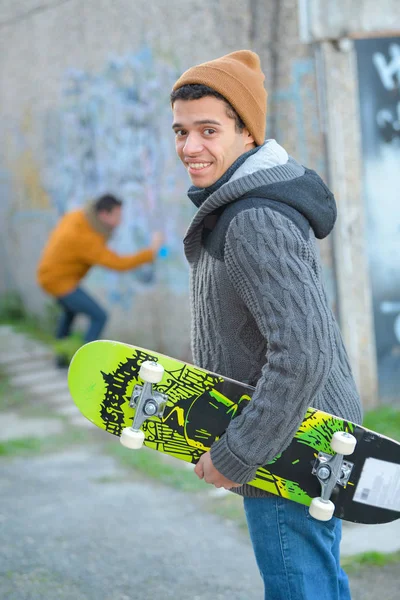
top-left (68, 340), bottom-right (400, 524)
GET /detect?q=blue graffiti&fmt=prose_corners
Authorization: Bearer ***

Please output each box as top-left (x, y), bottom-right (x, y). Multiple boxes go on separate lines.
top-left (272, 59), bottom-right (325, 173)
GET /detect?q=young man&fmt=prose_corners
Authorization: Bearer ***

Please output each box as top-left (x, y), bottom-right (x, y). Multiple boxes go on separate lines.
top-left (37, 194), bottom-right (162, 362)
top-left (171, 50), bottom-right (362, 599)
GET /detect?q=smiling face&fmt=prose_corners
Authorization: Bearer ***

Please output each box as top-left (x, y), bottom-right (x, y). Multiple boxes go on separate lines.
top-left (172, 96), bottom-right (255, 188)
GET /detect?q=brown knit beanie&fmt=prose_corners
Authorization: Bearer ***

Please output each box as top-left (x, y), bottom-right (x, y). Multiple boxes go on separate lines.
top-left (172, 50), bottom-right (267, 146)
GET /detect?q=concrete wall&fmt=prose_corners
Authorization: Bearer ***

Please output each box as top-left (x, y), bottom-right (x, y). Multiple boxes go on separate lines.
top-left (302, 0), bottom-right (400, 41)
top-left (320, 40), bottom-right (378, 408)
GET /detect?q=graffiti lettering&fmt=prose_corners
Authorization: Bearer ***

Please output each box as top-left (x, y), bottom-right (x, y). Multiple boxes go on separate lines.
top-left (373, 44), bottom-right (400, 91)
top-left (376, 103), bottom-right (400, 142)
top-left (371, 44), bottom-right (400, 142)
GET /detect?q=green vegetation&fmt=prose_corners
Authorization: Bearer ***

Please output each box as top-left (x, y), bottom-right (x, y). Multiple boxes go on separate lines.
top-left (0, 437), bottom-right (44, 456)
top-left (0, 291), bottom-right (58, 342)
top-left (342, 550), bottom-right (400, 573)
top-left (0, 426), bottom-right (94, 458)
top-left (363, 406), bottom-right (400, 441)
top-left (10, 316), bottom-right (55, 345)
top-left (53, 333), bottom-right (84, 361)
top-left (0, 291), bottom-right (83, 361)
top-left (107, 442), bottom-right (209, 493)
top-left (0, 291), bottom-right (25, 321)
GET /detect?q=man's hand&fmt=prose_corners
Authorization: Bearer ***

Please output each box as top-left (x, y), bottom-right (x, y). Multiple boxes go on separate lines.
top-left (151, 232), bottom-right (164, 254)
top-left (194, 451), bottom-right (241, 489)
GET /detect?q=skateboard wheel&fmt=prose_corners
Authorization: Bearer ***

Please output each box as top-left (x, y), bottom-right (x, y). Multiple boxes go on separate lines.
top-left (139, 361), bottom-right (164, 384)
top-left (120, 428), bottom-right (145, 449)
top-left (331, 431), bottom-right (357, 455)
top-left (309, 497), bottom-right (335, 521)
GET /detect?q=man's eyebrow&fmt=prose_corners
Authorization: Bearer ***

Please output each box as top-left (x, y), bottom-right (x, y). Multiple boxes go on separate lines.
top-left (172, 119), bottom-right (222, 129)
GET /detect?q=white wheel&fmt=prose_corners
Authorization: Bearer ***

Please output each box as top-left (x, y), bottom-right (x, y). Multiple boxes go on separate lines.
top-left (120, 428), bottom-right (145, 449)
top-left (331, 431), bottom-right (357, 455)
top-left (309, 497), bottom-right (335, 521)
top-left (139, 361), bottom-right (164, 384)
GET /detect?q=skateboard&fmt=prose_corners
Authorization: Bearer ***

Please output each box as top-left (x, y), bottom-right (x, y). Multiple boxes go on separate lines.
top-left (68, 340), bottom-right (400, 524)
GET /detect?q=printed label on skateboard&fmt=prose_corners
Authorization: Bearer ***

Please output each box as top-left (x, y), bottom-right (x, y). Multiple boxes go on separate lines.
top-left (354, 458), bottom-right (400, 512)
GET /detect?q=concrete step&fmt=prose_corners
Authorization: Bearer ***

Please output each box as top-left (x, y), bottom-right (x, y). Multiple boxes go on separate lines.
top-left (3, 359), bottom-right (56, 376)
top-left (0, 348), bottom-right (54, 366)
top-left (0, 325), bottom-right (15, 335)
top-left (56, 404), bottom-right (81, 417)
top-left (53, 401), bottom-right (94, 429)
top-left (9, 369), bottom-right (64, 388)
top-left (45, 391), bottom-right (73, 406)
top-left (69, 414), bottom-right (95, 429)
top-left (29, 380), bottom-right (70, 399)
top-left (0, 332), bottom-right (48, 352)
top-left (0, 411), bottom-right (64, 442)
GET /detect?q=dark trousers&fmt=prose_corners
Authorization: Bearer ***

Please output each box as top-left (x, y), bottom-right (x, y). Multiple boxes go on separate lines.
top-left (56, 287), bottom-right (107, 343)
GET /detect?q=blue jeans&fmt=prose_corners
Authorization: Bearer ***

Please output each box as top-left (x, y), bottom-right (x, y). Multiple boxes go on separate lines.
top-left (244, 496), bottom-right (351, 600)
top-left (56, 287), bottom-right (107, 343)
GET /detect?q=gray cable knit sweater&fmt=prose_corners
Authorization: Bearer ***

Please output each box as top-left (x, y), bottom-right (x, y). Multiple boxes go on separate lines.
top-left (184, 140), bottom-right (363, 498)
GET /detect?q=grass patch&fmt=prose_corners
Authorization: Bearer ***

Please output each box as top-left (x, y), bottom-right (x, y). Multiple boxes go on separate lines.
top-left (107, 442), bottom-right (209, 493)
top-left (0, 291), bottom-right (59, 346)
top-left (53, 334), bottom-right (83, 360)
top-left (0, 437), bottom-right (44, 456)
top-left (342, 550), bottom-right (400, 574)
top-left (363, 406), bottom-right (400, 440)
top-left (0, 292), bottom-right (81, 359)
top-left (0, 427), bottom-right (95, 458)
top-left (0, 292), bottom-right (25, 321)
top-left (6, 316), bottom-right (55, 345)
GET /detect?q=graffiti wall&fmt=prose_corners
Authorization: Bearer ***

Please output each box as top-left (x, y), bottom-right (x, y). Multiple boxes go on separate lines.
top-left (42, 47), bottom-right (192, 306)
top-left (355, 38), bottom-right (400, 401)
top-left (0, 45), bottom-right (195, 356)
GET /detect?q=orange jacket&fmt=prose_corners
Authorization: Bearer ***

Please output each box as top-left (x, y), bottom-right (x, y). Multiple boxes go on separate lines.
top-left (37, 209), bottom-right (155, 296)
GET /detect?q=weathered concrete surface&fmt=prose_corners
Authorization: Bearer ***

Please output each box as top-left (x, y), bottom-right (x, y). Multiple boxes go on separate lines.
top-left (341, 519), bottom-right (400, 556)
top-left (0, 450), bottom-right (263, 600)
top-left (305, 0), bottom-right (400, 41)
top-left (0, 411), bottom-right (64, 441)
top-left (1, 447), bottom-right (400, 600)
top-left (321, 39), bottom-right (378, 409)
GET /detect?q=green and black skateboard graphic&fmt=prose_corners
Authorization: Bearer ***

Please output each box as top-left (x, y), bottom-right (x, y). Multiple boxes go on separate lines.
top-left (68, 340), bottom-right (400, 524)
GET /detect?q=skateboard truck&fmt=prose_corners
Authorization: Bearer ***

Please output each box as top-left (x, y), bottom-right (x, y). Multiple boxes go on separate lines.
top-left (310, 431), bottom-right (357, 521)
top-left (120, 361), bottom-right (167, 450)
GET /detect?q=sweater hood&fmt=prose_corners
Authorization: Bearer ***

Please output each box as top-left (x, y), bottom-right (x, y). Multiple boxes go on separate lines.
top-left (184, 140), bottom-right (337, 246)
top-left (83, 201), bottom-right (114, 240)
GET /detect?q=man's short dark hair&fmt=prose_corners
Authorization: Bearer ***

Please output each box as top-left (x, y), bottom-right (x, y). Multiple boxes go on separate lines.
top-left (170, 84), bottom-right (245, 133)
top-left (94, 194), bottom-right (123, 213)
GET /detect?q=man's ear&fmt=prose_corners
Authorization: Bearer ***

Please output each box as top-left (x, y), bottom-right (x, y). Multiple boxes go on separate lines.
top-left (243, 128), bottom-right (255, 149)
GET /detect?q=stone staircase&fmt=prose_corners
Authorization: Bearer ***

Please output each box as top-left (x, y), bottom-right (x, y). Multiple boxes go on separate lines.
top-left (0, 325), bottom-right (91, 433)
